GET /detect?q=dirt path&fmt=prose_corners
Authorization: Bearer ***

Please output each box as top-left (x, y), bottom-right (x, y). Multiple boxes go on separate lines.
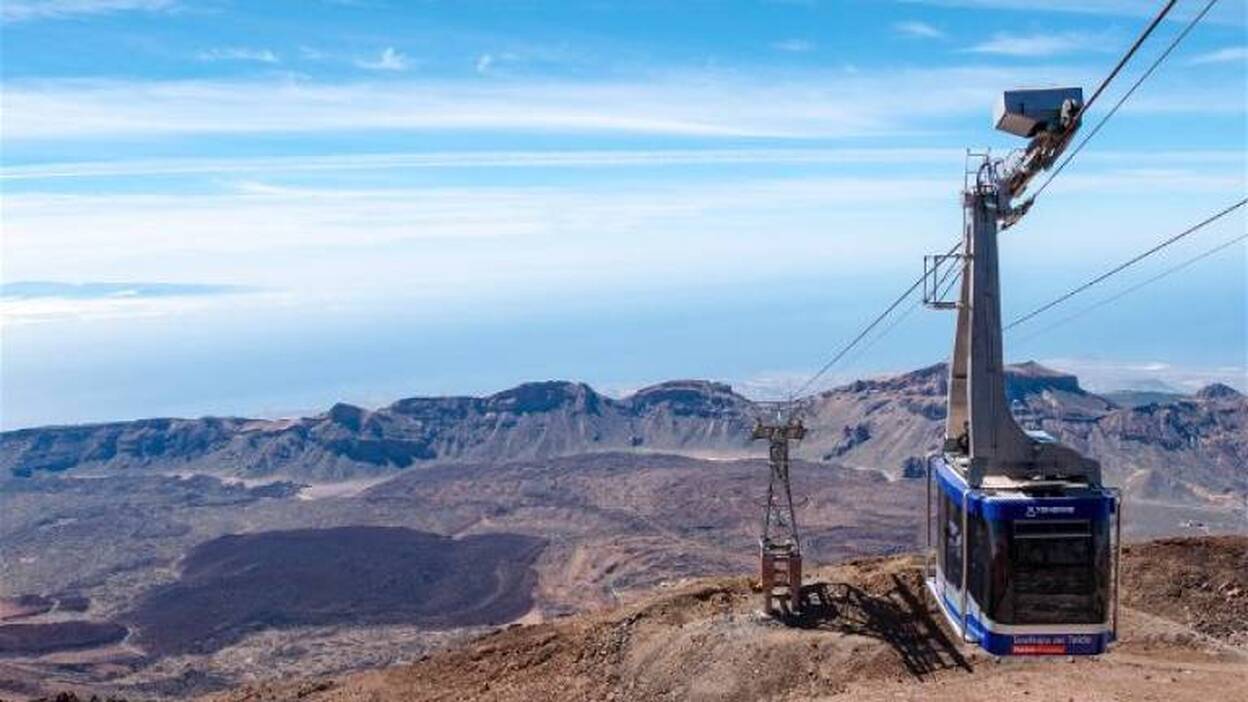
top-left (825, 652), bottom-right (1248, 702)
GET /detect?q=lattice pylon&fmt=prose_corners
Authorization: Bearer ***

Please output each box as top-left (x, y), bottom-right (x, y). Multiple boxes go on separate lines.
top-left (752, 418), bottom-right (806, 616)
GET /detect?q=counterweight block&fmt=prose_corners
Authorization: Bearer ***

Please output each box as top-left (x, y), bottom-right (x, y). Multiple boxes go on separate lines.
top-left (759, 546), bottom-right (803, 618)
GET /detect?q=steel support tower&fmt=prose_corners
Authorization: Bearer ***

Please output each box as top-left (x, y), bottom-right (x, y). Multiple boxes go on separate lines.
top-left (938, 90), bottom-right (1102, 489)
top-left (752, 418), bottom-right (806, 617)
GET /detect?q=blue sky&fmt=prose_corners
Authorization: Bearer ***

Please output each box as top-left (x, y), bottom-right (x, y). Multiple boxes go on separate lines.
top-left (1, 0), bottom-right (1245, 428)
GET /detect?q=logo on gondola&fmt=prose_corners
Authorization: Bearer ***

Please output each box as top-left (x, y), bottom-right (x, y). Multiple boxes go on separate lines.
top-left (1024, 505), bottom-right (1075, 518)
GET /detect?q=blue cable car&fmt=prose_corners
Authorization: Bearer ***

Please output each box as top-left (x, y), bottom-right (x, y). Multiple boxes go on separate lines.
top-left (921, 88), bottom-right (1122, 656)
top-left (925, 452), bottom-right (1121, 656)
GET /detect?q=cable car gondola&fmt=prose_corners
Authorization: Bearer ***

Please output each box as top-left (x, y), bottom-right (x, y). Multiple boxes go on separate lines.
top-left (923, 87), bottom-right (1122, 657)
top-left (926, 452), bottom-right (1120, 655)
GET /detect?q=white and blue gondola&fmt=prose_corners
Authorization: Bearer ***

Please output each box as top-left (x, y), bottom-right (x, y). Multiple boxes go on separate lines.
top-left (926, 454), bottom-right (1121, 656)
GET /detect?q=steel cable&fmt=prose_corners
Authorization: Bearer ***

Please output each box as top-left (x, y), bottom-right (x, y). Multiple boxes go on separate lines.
top-left (1004, 198), bottom-right (1247, 332)
top-left (1028, 0), bottom-right (1218, 202)
top-left (1011, 231), bottom-right (1248, 345)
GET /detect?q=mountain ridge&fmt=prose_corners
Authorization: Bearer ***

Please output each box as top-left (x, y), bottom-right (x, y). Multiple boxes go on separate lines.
top-left (2, 363), bottom-right (1243, 504)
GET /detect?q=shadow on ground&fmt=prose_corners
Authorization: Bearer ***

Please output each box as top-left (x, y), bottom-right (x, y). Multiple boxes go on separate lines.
top-left (788, 575), bottom-right (972, 678)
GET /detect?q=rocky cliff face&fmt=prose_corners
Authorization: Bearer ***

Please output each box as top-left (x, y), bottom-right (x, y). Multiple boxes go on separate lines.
top-left (0, 380), bottom-right (755, 482)
top-left (1081, 386), bottom-right (1247, 496)
top-left (796, 363), bottom-right (1245, 501)
top-left (794, 362), bottom-right (1123, 472)
top-left (2, 365), bottom-right (1243, 502)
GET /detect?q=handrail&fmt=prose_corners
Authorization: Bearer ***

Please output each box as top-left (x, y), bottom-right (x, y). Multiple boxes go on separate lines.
top-left (926, 453), bottom-right (936, 580)
top-left (961, 489), bottom-right (971, 642)
top-left (1113, 487), bottom-right (1123, 643)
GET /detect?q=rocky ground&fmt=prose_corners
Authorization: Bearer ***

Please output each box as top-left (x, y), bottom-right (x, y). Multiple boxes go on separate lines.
top-left (1120, 537), bottom-right (1248, 647)
top-left (176, 536), bottom-right (1248, 702)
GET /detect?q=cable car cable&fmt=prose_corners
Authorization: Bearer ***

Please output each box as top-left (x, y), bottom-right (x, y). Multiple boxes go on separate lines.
top-left (1028, 0), bottom-right (1219, 201)
top-left (1004, 197), bottom-right (1247, 332)
top-left (786, 238), bottom-right (962, 406)
top-left (1078, 0), bottom-right (1178, 116)
top-left (845, 265), bottom-right (965, 370)
top-left (1010, 230), bottom-right (1248, 345)
top-left (891, 229), bottom-right (1239, 396)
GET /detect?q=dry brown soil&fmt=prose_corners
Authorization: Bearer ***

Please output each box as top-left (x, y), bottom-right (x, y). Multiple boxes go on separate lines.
top-left (189, 536), bottom-right (1248, 702)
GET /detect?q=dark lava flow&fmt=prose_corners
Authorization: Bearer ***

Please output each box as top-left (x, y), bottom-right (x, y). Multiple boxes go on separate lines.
top-left (125, 526), bottom-right (546, 656)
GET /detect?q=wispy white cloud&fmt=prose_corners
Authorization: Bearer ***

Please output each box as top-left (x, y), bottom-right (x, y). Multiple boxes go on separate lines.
top-left (0, 282), bottom-right (265, 327)
top-left (1, 0), bottom-right (173, 22)
top-left (771, 38), bottom-right (816, 53)
top-left (3, 172), bottom-right (966, 328)
top-left (3, 65), bottom-right (1233, 145)
top-left (5, 162), bottom-right (1240, 295)
top-left (7, 148), bottom-right (1241, 182)
top-left (1050, 167), bottom-right (1246, 194)
top-left (964, 31), bottom-right (1106, 57)
top-left (900, 0), bottom-right (1212, 18)
top-left (0, 175), bottom-right (955, 292)
top-left (1037, 358), bottom-right (1248, 394)
top-left (893, 21), bottom-right (945, 39)
top-left (354, 47), bottom-right (409, 71)
top-left (901, 0), bottom-right (1136, 12)
top-left (732, 369), bottom-right (815, 402)
top-left (1, 281), bottom-right (253, 299)
top-left (0, 68), bottom-right (1071, 142)
top-left (901, 0), bottom-right (1245, 27)
top-left (473, 51), bottom-right (527, 75)
top-left (0, 290), bottom-right (284, 327)
top-left (197, 47), bottom-right (279, 64)
top-left (1187, 46), bottom-right (1248, 65)
top-left (0, 147), bottom-right (964, 180)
